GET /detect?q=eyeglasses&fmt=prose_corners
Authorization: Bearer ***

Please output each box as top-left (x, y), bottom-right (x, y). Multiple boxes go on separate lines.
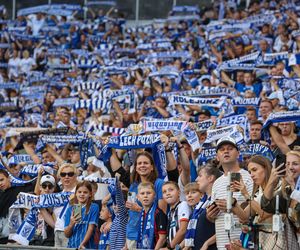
top-left (42, 184), bottom-right (54, 189)
top-left (60, 172), bottom-right (75, 177)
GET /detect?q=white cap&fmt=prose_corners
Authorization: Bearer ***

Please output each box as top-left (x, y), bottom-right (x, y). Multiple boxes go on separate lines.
top-left (40, 175), bottom-right (56, 185)
top-left (216, 136), bottom-right (238, 151)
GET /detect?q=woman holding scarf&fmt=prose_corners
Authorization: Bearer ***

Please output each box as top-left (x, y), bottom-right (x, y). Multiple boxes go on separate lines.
top-left (40, 163), bottom-right (78, 247)
top-left (122, 151), bottom-right (167, 250)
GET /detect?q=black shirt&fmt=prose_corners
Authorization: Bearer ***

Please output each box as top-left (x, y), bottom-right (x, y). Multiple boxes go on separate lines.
top-left (0, 184), bottom-right (34, 218)
top-left (193, 210), bottom-right (217, 250)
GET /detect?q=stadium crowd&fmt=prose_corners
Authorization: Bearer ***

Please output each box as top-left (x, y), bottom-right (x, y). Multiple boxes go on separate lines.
top-left (0, 0), bottom-right (300, 249)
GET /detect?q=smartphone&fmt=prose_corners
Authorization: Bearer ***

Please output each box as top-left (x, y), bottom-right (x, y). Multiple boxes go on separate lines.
top-left (231, 173), bottom-right (241, 182)
top-left (278, 163), bottom-right (286, 176)
top-left (127, 192), bottom-right (137, 203)
top-left (73, 204), bottom-right (82, 220)
top-left (207, 201), bottom-right (217, 209)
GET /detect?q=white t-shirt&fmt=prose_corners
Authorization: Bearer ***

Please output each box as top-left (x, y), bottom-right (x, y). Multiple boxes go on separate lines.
top-left (20, 57), bottom-right (36, 75)
top-left (211, 169), bottom-right (253, 250)
top-left (8, 57), bottom-right (21, 78)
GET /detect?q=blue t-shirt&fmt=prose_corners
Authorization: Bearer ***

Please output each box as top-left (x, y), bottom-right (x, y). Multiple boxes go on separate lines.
top-left (235, 82), bottom-right (262, 97)
top-left (126, 178), bottom-right (164, 240)
top-left (64, 203), bottom-right (99, 249)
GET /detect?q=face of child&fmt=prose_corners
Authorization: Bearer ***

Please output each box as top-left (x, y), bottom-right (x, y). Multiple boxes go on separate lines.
top-left (100, 205), bottom-right (111, 221)
top-left (185, 190), bottom-right (201, 207)
top-left (76, 186), bottom-right (91, 205)
top-left (138, 187), bottom-right (155, 208)
top-left (196, 169), bottom-right (210, 193)
top-left (162, 184), bottom-right (180, 206)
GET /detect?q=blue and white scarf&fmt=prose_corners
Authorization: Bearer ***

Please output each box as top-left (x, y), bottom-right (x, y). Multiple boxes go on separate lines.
top-left (169, 95), bottom-right (225, 108)
top-left (8, 155), bottom-right (34, 165)
top-left (205, 125), bottom-right (244, 144)
top-left (240, 144), bottom-right (274, 161)
top-left (11, 192), bottom-right (72, 245)
top-left (143, 120), bottom-right (186, 132)
top-left (20, 164), bottom-right (55, 177)
top-left (185, 194), bottom-right (210, 247)
top-left (263, 110), bottom-right (300, 129)
top-left (8, 192), bottom-right (38, 241)
top-left (87, 123), bottom-right (125, 135)
top-left (107, 134), bottom-right (167, 179)
top-left (137, 202), bottom-right (157, 249)
top-left (231, 97), bottom-right (261, 107)
top-left (53, 98), bottom-right (78, 108)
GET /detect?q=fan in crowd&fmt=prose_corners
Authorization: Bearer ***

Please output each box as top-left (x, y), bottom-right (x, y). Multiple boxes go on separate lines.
top-left (1, 0), bottom-right (300, 249)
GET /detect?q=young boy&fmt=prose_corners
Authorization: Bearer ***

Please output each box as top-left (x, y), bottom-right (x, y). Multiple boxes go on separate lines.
top-left (98, 199), bottom-right (114, 250)
top-left (136, 182), bottom-right (168, 250)
top-left (184, 182), bottom-right (203, 209)
top-left (162, 181), bottom-right (191, 250)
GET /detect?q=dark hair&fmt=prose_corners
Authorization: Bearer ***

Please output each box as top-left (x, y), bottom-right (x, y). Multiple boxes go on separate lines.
top-left (246, 107), bottom-right (256, 112)
top-left (199, 163), bottom-right (223, 180)
top-left (0, 169), bottom-right (9, 178)
top-left (131, 151), bottom-right (158, 184)
top-left (250, 120), bottom-right (263, 127)
top-left (72, 181), bottom-right (93, 214)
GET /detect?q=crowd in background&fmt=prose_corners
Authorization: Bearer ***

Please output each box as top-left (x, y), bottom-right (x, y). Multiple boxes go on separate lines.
top-left (0, 0), bottom-right (300, 249)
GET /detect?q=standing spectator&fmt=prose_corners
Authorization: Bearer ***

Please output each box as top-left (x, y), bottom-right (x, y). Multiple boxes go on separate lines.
top-left (206, 137), bottom-right (253, 249)
top-left (162, 181), bottom-right (191, 249)
top-left (184, 164), bottom-right (222, 250)
top-left (64, 181), bottom-right (99, 249)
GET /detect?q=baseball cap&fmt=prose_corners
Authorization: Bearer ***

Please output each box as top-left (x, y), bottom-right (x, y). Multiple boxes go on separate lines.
top-left (40, 175), bottom-right (56, 186)
top-left (216, 137), bottom-right (238, 151)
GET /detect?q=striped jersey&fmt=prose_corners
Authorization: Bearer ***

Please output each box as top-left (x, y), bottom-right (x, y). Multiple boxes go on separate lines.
top-left (211, 169), bottom-right (253, 250)
top-left (167, 201), bottom-right (191, 244)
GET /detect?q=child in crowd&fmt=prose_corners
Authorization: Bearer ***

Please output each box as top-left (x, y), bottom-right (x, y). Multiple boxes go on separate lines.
top-left (98, 198), bottom-right (114, 250)
top-left (162, 181), bottom-right (191, 250)
top-left (64, 181), bottom-right (99, 249)
top-left (136, 182), bottom-right (168, 249)
top-left (184, 164), bottom-right (222, 250)
top-left (184, 182), bottom-right (203, 209)
top-left (99, 178), bottom-right (127, 250)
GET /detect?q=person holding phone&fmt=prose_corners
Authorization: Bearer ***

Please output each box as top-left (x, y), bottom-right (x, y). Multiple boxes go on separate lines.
top-left (64, 181), bottom-right (99, 249)
top-left (261, 149), bottom-right (300, 249)
top-left (231, 155), bottom-right (286, 249)
top-left (206, 137), bottom-right (253, 249)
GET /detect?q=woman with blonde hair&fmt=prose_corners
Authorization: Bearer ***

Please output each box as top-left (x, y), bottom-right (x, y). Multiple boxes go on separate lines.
top-left (40, 163), bottom-right (78, 247)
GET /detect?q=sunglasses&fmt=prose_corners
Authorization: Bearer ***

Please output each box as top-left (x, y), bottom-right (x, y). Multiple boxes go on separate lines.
top-left (60, 172), bottom-right (75, 177)
top-left (42, 184), bottom-right (54, 189)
